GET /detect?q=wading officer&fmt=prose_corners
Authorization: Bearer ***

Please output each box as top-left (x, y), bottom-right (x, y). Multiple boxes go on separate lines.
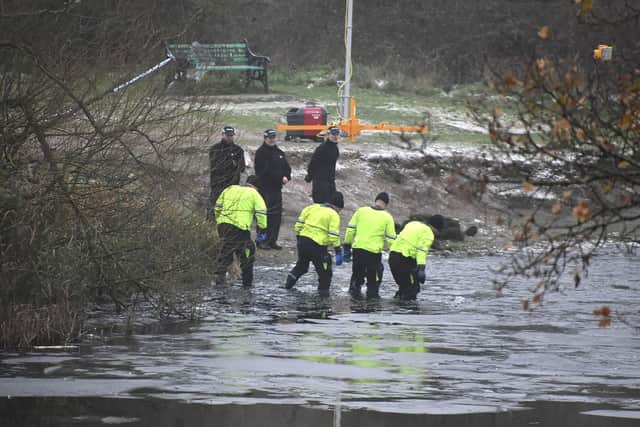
top-left (304, 126), bottom-right (340, 203)
top-left (214, 175), bottom-right (267, 287)
top-left (208, 126), bottom-right (246, 219)
top-left (254, 129), bottom-right (291, 250)
top-left (389, 215), bottom-right (444, 300)
top-left (343, 192), bottom-right (397, 299)
top-left (284, 192), bottom-right (344, 297)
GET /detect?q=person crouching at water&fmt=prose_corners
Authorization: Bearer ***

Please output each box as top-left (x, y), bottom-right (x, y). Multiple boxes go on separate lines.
top-left (389, 215), bottom-right (444, 300)
top-left (214, 175), bottom-right (267, 287)
top-left (284, 192), bottom-right (345, 297)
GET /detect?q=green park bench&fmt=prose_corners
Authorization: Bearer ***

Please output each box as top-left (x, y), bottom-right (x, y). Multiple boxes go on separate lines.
top-left (166, 39), bottom-right (270, 92)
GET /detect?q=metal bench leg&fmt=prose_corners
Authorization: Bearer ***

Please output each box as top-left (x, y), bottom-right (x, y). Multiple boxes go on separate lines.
top-left (262, 70), bottom-right (269, 93)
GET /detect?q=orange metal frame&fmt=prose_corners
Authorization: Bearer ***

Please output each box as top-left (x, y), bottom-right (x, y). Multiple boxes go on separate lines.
top-left (276, 98), bottom-right (428, 142)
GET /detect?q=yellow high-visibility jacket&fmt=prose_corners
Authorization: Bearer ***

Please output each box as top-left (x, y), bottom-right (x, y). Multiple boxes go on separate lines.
top-left (295, 203), bottom-right (341, 247)
top-left (344, 206), bottom-right (396, 253)
top-left (215, 185), bottom-right (267, 231)
top-left (389, 221), bottom-right (435, 265)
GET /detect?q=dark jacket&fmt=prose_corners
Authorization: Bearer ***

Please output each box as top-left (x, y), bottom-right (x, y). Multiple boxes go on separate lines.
top-left (209, 139), bottom-right (246, 188)
top-left (307, 140), bottom-right (339, 182)
top-left (255, 143), bottom-right (291, 190)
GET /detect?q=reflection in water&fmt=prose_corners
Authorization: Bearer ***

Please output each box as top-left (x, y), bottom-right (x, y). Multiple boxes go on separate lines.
top-left (1, 252), bottom-right (639, 425)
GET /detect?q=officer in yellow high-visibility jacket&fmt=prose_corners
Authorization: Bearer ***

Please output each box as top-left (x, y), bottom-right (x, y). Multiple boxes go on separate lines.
top-left (214, 175), bottom-right (267, 286)
top-left (389, 215), bottom-right (444, 300)
top-left (284, 192), bottom-right (344, 297)
top-left (343, 192), bottom-right (397, 299)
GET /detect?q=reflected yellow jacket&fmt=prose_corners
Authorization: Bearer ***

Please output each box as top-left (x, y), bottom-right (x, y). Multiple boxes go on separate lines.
top-left (215, 185), bottom-right (267, 231)
top-left (389, 221), bottom-right (435, 265)
top-left (295, 204), bottom-right (341, 247)
top-left (344, 206), bottom-right (396, 253)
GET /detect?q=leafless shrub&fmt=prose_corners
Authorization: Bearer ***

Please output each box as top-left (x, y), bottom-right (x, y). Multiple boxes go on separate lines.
top-left (0, 3), bottom-right (221, 348)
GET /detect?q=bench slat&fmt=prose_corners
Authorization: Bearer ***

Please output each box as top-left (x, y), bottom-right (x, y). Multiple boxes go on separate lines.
top-left (195, 65), bottom-right (263, 71)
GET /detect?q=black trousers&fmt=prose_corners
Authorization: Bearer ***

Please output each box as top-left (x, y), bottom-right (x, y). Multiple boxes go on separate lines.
top-left (388, 251), bottom-right (420, 300)
top-left (259, 186), bottom-right (282, 245)
top-left (215, 223), bottom-right (256, 286)
top-left (349, 249), bottom-right (384, 298)
top-left (286, 236), bottom-right (332, 291)
top-left (311, 179), bottom-right (335, 204)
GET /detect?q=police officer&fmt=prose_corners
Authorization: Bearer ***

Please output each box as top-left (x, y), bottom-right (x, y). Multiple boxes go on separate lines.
top-left (388, 215), bottom-right (444, 300)
top-left (343, 192), bottom-right (397, 299)
top-left (209, 126), bottom-right (246, 219)
top-left (304, 126), bottom-right (340, 203)
top-left (254, 129), bottom-right (291, 250)
top-left (284, 192), bottom-right (344, 297)
top-left (214, 175), bottom-right (267, 287)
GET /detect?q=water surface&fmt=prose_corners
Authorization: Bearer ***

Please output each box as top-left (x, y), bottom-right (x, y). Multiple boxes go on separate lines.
top-left (1, 251), bottom-right (639, 425)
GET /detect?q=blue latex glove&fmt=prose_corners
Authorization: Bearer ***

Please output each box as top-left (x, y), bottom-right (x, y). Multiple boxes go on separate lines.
top-left (256, 233), bottom-right (268, 243)
top-left (415, 265), bottom-right (426, 284)
top-left (335, 252), bottom-right (343, 266)
top-left (343, 246), bottom-right (352, 263)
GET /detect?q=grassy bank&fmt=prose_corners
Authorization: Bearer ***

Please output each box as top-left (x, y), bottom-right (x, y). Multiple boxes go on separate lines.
top-left (201, 66), bottom-right (501, 145)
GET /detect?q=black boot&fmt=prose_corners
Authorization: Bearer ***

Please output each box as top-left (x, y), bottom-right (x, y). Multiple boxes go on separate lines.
top-left (349, 283), bottom-right (363, 299)
top-left (269, 242), bottom-right (283, 250)
top-left (257, 241), bottom-right (271, 250)
top-left (284, 273), bottom-right (297, 289)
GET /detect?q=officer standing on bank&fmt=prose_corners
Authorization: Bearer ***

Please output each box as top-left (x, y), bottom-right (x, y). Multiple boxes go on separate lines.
top-left (208, 126), bottom-right (246, 219)
top-left (254, 129), bottom-right (291, 250)
top-left (304, 126), bottom-right (340, 203)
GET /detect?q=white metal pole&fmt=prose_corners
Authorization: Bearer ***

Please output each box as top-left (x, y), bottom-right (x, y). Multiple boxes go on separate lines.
top-left (342, 0), bottom-right (353, 119)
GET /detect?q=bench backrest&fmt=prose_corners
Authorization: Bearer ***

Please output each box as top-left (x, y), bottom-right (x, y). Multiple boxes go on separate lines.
top-left (167, 43), bottom-right (250, 67)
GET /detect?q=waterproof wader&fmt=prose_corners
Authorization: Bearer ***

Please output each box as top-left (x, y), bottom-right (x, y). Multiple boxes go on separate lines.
top-left (349, 248), bottom-right (384, 299)
top-left (215, 223), bottom-right (256, 286)
top-left (285, 236), bottom-right (333, 295)
top-left (388, 250), bottom-right (420, 300)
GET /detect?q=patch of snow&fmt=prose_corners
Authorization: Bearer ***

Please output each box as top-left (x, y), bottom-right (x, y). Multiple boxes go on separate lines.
top-left (375, 103), bottom-right (425, 115)
top-left (375, 79), bottom-right (387, 88)
top-left (497, 188), bottom-right (557, 201)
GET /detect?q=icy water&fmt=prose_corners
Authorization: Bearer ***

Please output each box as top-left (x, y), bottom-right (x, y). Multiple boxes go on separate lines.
top-left (1, 251), bottom-right (640, 426)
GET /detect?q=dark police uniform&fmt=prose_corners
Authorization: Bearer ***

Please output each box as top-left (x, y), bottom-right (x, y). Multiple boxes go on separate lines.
top-left (306, 139), bottom-right (339, 203)
top-left (254, 141), bottom-right (291, 248)
top-left (209, 138), bottom-right (245, 215)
